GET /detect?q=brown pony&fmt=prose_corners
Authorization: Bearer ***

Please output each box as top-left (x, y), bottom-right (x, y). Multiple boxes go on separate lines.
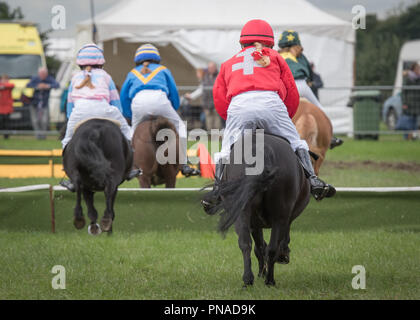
top-left (292, 98), bottom-right (332, 175)
top-left (132, 116), bottom-right (180, 188)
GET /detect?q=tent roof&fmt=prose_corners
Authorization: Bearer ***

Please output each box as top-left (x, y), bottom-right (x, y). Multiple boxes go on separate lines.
top-left (78, 0), bottom-right (354, 42)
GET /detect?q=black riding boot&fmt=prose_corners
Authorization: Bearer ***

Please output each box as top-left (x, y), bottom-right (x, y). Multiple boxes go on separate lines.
top-left (59, 146), bottom-right (76, 192)
top-left (295, 148), bottom-right (336, 200)
top-left (330, 136), bottom-right (344, 149)
top-left (181, 164), bottom-right (201, 177)
top-left (201, 160), bottom-right (225, 213)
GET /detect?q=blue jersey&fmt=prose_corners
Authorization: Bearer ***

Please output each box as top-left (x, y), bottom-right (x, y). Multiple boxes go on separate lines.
top-left (120, 63), bottom-right (180, 119)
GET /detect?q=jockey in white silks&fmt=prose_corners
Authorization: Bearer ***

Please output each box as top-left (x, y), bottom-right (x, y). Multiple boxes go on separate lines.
top-left (60, 44), bottom-right (140, 192)
top-left (120, 44), bottom-right (199, 177)
top-left (278, 30), bottom-right (343, 150)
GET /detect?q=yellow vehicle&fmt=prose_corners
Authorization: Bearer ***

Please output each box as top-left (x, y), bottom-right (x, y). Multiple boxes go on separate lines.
top-left (0, 21), bottom-right (46, 129)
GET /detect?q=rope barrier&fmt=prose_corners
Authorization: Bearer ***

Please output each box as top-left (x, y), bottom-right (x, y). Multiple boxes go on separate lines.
top-left (1, 184), bottom-right (420, 193)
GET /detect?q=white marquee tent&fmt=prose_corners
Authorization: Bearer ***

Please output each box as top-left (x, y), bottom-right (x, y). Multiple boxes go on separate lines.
top-left (76, 0), bottom-right (355, 133)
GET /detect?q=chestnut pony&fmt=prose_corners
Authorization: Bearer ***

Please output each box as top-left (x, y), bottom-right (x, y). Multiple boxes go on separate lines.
top-left (292, 99), bottom-right (333, 175)
top-left (132, 116), bottom-right (180, 188)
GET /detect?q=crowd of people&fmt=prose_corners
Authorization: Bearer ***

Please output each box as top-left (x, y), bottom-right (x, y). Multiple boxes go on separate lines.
top-left (0, 67), bottom-right (59, 140)
top-left (0, 74), bottom-right (14, 139)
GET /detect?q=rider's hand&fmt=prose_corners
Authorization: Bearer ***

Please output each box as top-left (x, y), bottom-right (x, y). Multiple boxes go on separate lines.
top-left (38, 83), bottom-right (50, 90)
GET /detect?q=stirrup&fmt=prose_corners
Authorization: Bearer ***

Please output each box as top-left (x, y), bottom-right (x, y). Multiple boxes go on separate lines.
top-left (201, 199), bottom-right (213, 213)
top-left (330, 137), bottom-right (344, 149)
top-left (311, 183), bottom-right (336, 200)
top-left (201, 178), bottom-right (223, 213)
top-left (201, 195), bottom-right (221, 214)
top-left (127, 168), bottom-right (142, 181)
top-left (59, 179), bottom-right (75, 192)
top-left (181, 165), bottom-right (200, 177)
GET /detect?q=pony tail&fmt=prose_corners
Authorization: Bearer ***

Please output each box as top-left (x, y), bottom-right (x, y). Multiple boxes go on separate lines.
top-left (75, 66), bottom-right (95, 89)
top-left (252, 42), bottom-right (271, 67)
top-left (140, 61), bottom-right (152, 75)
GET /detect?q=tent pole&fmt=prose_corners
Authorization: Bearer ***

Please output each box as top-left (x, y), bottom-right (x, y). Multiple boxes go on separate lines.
top-left (90, 0), bottom-right (97, 43)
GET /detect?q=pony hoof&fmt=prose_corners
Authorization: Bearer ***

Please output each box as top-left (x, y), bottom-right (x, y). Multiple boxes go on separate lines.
top-left (100, 218), bottom-right (113, 232)
top-left (277, 254), bottom-right (290, 264)
top-left (88, 223), bottom-right (102, 235)
top-left (73, 217), bottom-right (86, 229)
top-left (265, 279), bottom-right (276, 286)
top-left (243, 279), bottom-right (254, 287)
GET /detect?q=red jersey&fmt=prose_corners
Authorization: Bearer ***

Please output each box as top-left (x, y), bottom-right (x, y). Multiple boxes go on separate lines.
top-left (0, 82), bottom-right (14, 115)
top-left (213, 46), bottom-right (299, 120)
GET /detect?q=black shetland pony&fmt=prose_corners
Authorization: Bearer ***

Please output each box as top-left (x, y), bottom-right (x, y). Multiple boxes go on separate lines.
top-left (204, 132), bottom-right (310, 287)
top-left (62, 119), bottom-right (134, 235)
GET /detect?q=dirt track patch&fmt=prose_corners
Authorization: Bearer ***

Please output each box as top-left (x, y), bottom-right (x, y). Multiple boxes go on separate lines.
top-left (323, 160), bottom-right (420, 172)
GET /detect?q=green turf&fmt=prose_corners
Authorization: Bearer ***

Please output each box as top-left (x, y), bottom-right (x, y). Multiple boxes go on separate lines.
top-left (0, 136), bottom-right (62, 150)
top-left (326, 136), bottom-right (420, 163)
top-left (1, 135), bottom-right (419, 299)
top-left (0, 191), bottom-right (419, 299)
top-left (319, 166), bottom-right (420, 187)
top-left (2, 166), bottom-right (419, 189)
top-left (1, 134), bottom-right (420, 188)
top-left (2, 135), bottom-right (420, 163)
top-left (0, 177), bottom-right (213, 189)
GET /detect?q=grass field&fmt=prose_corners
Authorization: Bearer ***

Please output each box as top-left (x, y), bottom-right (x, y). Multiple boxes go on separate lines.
top-left (0, 191), bottom-right (419, 299)
top-left (1, 135), bottom-right (420, 188)
top-left (0, 135), bottom-right (419, 300)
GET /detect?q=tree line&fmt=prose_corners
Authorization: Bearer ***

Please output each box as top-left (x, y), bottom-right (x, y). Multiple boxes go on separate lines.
top-left (356, 2), bottom-right (420, 85)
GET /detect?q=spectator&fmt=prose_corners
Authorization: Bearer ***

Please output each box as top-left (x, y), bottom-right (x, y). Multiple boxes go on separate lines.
top-left (185, 61), bottom-right (223, 130)
top-left (0, 74), bottom-right (15, 139)
top-left (26, 67), bottom-right (59, 139)
top-left (60, 81), bottom-right (70, 117)
top-left (309, 62), bottom-right (323, 99)
top-left (398, 62), bottom-right (420, 140)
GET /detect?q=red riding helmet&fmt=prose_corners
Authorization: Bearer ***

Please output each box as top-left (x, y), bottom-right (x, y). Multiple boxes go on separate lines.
top-left (240, 19), bottom-right (275, 47)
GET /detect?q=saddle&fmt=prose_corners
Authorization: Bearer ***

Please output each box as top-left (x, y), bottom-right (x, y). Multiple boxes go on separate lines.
top-left (74, 118), bottom-right (121, 133)
top-left (235, 130), bottom-right (319, 160)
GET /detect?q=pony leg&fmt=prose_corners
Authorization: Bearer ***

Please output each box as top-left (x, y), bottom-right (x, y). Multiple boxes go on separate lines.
top-left (251, 227), bottom-right (267, 277)
top-left (73, 185), bottom-right (85, 229)
top-left (139, 175), bottom-right (152, 188)
top-left (277, 227), bottom-right (291, 264)
top-left (101, 183), bottom-right (118, 232)
top-left (265, 219), bottom-right (289, 286)
top-left (82, 189), bottom-right (100, 235)
top-left (234, 213), bottom-right (254, 287)
top-left (163, 165), bottom-right (177, 188)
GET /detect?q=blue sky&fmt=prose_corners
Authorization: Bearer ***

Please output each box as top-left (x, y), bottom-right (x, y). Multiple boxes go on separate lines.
top-left (4, 0), bottom-right (418, 37)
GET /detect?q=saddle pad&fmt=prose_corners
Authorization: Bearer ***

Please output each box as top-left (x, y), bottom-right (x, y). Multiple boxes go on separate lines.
top-left (74, 118), bottom-right (121, 133)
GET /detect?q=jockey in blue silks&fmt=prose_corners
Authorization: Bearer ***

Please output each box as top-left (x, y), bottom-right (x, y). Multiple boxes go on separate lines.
top-left (120, 44), bottom-right (199, 176)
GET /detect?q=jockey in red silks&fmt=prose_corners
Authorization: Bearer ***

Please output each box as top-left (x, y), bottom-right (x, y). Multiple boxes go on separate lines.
top-left (201, 19), bottom-right (335, 211)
